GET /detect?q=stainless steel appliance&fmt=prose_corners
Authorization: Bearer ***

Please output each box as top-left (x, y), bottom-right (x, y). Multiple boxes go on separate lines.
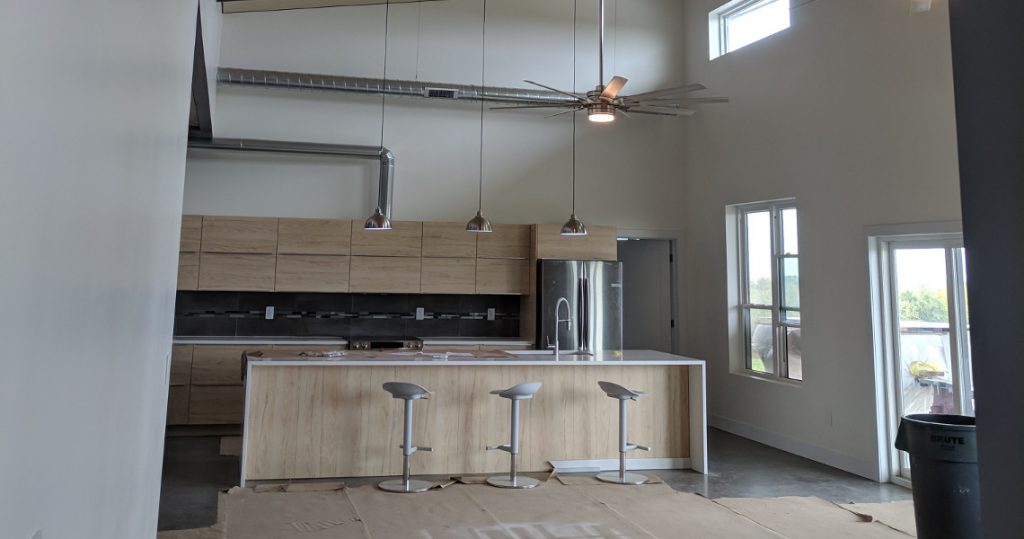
top-left (348, 337), bottom-right (423, 351)
top-left (536, 260), bottom-right (623, 354)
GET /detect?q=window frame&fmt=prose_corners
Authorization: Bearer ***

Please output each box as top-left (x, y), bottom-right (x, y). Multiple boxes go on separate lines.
top-left (736, 199), bottom-right (801, 381)
top-left (709, 0), bottom-right (791, 60)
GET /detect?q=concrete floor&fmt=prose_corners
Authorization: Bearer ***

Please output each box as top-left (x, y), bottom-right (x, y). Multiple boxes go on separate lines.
top-left (157, 427), bottom-right (911, 532)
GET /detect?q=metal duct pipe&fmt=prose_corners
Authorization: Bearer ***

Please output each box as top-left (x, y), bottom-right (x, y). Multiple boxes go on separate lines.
top-left (187, 137), bottom-right (395, 221)
top-left (218, 67), bottom-right (576, 106)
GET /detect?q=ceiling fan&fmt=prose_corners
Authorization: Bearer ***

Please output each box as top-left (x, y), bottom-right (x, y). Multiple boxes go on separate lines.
top-left (495, 0), bottom-right (728, 122)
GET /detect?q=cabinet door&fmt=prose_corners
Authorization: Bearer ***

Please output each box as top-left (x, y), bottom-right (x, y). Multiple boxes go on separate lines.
top-left (534, 224), bottom-right (617, 261)
top-left (201, 216), bottom-right (278, 254)
top-left (421, 257), bottom-right (476, 294)
top-left (177, 252), bottom-right (199, 291)
top-left (278, 218), bottom-right (351, 255)
top-left (476, 259), bottom-right (530, 294)
top-left (188, 386), bottom-right (245, 425)
top-left (170, 344), bottom-right (193, 386)
top-left (350, 221), bottom-right (422, 257)
top-left (167, 386), bottom-right (190, 426)
top-left (180, 215), bottom-right (203, 252)
top-left (349, 256), bottom-right (421, 293)
top-left (422, 222), bottom-right (477, 258)
top-left (275, 255), bottom-right (350, 292)
top-left (198, 253), bottom-right (276, 291)
top-left (191, 345), bottom-right (255, 386)
top-left (477, 224), bottom-right (531, 259)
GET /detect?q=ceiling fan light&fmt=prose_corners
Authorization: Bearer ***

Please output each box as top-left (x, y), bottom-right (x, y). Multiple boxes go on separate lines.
top-left (588, 105), bottom-right (616, 123)
top-left (363, 207), bottom-right (392, 231)
top-left (465, 210), bottom-right (493, 233)
top-left (560, 213), bottom-right (589, 236)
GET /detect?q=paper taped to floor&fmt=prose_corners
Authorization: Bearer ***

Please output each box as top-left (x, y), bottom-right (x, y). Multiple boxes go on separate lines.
top-left (716, 496), bottom-right (912, 538)
top-left (841, 501), bottom-right (917, 536)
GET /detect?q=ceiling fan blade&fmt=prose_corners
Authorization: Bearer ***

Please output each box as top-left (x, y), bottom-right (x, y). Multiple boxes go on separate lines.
top-left (647, 96), bottom-right (730, 104)
top-left (600, 76), bottom-right (629, 101)
top-left (623, 83), bottom-right (708, 102)
top-left (490, 104), bottom-right (573, 110)
top-left (544, 109), bottom-right (578, 119)
top-left (629, 106), bottom-right (697, 117)
top-left (523, 80), bottom-right (586, 101)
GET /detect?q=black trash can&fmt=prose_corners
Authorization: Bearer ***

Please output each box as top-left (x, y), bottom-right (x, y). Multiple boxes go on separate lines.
top-left (895, 414), bottom-right (981, 539)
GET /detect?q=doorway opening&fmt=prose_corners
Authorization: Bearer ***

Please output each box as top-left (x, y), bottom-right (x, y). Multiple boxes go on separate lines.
top-left (617, 238), bottom-right (678, 353)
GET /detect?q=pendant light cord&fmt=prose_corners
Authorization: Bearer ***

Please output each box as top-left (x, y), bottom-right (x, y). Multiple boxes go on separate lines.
top-left (571, 0), bottom-right (577, 215)
top-left (379, 0), bottom-right (391, 152)
top-left (477, 0), bottom-right (487, 212)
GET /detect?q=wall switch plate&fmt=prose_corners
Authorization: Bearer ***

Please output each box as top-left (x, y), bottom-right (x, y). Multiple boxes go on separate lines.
top-left (487, 308), bottom-right (496, 321)
top-left (415, 307), bottom-right (425, 321)
top-left (265, 306), bottom-right (275, 320)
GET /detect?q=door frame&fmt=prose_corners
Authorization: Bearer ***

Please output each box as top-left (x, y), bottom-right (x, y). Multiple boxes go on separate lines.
top-left (617, 228), bottom-right (683, 355)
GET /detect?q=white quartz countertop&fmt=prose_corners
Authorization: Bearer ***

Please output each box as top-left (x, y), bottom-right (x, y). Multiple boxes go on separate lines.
top-left (246, 349), bottom-right (704, 367)
top-left (421, 337), bottom-right (533, 346)
top-left (173, 336), bottom-right (348, 345)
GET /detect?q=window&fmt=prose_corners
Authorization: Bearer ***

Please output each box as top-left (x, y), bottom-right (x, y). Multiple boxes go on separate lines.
top-left (737, 200), bottom-right (802, 380)
top-left (709, 0), bottom-right (791, 59)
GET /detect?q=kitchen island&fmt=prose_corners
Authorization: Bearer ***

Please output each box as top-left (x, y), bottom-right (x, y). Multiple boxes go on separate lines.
top-left (240, 350), bottom-right (706, 485)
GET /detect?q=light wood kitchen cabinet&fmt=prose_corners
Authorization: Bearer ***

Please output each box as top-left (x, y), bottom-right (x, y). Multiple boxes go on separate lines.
top-left (350, 221), bottom-right (422, 257)
top-left (277, 218), bottom-right (351, 255)
top-left (191, 345), bottom-right (252, 386)
top-left (422, 222), bottom-right (477, 258)
top-left (477, 224), bottom-right (531, 259)
top-left (177, 252), bottom-right (200, 291)
top-left (421, 344), bottom-right (482, 352)
top-left (275, 255), bottom-right (350, 292)
top-left (349, 256), bottom-right (421, 293)
top-left (476, 258), bottom-right (530, 295)
top-left (167, 386), bottom-right (190, 426)
top-left (180, 215), bottom-right (203, 252)
top-left (198, 253), bottom-right (276, 291)
top-left (534, 224), bottom-right (617, 261)
top-left (421, 257), bottom-right (476, 294)
top-left (188, 385), bottom-right (245, 425)
top-left (201, 216), bottom-right (278, 254)
top-left (170, 345), bottom-right (193, 386)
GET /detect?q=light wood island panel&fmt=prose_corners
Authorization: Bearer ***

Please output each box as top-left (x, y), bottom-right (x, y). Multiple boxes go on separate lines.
top-left (244, 364), bottom-right (689, 481)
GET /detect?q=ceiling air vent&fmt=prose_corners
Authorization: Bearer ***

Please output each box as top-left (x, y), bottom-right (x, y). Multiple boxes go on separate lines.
top-left (424, 87), bottom-right (459, 99)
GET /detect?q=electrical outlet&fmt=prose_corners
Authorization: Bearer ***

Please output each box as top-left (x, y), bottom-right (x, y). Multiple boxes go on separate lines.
top-left (487, 308), bottom-right (496, 321)
top-left (415, 307), bottom-right (425, 321)
top-left (265, 306), bottom-right (275, 320)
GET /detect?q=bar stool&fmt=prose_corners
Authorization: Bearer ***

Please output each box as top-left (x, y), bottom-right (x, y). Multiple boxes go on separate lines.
top-left (596, 381), bottom-right (651, 485)
top-left (378, 382), bottom-right (434, 493)
top-left (486, 382), bottom-right (543, 489)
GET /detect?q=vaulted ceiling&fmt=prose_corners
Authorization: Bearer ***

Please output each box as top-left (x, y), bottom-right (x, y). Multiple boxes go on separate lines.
top-left (220, 0), bottom-right (443, 14)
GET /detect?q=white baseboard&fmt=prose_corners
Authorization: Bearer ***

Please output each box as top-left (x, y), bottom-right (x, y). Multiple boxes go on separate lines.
top-left (549, 457), bottom-right (691, 473)
top-left (710, 415), bottom-right (882, 481)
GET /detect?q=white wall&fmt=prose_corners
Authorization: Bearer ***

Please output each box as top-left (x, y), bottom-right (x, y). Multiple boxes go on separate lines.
top-left (0, 2), bottom-right (196, 538)
top-left (679, 0), bottom-right (962, 479)
top-left (185, 0), bottom-right (688, 231)
top-left (200, 0), bottom-right (224, 123)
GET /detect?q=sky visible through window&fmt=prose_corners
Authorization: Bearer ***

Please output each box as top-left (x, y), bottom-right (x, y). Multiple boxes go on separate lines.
top-left (725, 0), bottom-right (791, 54)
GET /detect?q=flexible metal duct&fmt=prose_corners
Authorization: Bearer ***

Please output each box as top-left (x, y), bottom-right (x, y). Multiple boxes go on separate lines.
top-left (187, 137), bottom-right (395, 220)
top-left (218, 67), bottom-right (575, 106)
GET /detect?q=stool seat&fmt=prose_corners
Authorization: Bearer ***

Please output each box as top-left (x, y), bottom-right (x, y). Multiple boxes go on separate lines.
top-left (490, 382), bottom-right (542, 400)
top-left (598, 381), bottom-right (646, 400)
top-left (383, 382), bottom-right (432, 400)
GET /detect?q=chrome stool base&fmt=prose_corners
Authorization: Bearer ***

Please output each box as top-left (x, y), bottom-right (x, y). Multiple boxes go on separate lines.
top-left (378, 478), bottom-right (435, 493)
top-left (486, 475), bottom-right (541, 489)
top-left (596, 471), bottom-right (648, 485)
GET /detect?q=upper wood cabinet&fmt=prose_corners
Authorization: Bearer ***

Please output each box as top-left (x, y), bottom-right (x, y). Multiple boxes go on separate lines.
top-left (277, 218), bottom-right (351, 255)
top-left (478, 224), bottom-right (531, 259)
top-left (351, 221), bottom-right (422, 257)
top-left (350, 256), bottom-right (421, 293)
top-left (476, 259), bottom-right (530, 295)
top-left (421, 257), bottom-right (476, 294)
top-left (422, 222), bottom-right (477, 258)
top-left (534, 224), bottom-right (617, 261)
top-left (180, 215), bottom-right (203, 252)
top-left (275, 254), bottom-right (350, 292)
top-left (177, 252), bottom-right (199, 291)
top-left (198, 253), bottom-right (276, 291)
top-left (201, 217), bottom-right (279, 254)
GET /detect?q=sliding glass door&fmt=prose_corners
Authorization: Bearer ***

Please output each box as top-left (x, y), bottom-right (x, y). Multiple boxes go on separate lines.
top-left (885, 239), bottom-right (973, 481)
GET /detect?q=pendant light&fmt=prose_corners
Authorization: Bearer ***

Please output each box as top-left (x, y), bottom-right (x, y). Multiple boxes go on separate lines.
top-left (365, 0), bottom-right (393, 231)
top-left (465, 0), bottom-right (492, 233)
top-left (561, 0), bottom-right (588, 237)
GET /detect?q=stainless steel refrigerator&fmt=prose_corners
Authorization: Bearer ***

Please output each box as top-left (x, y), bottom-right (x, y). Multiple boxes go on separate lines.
top-left (536, 259), bottom-right (623, 354)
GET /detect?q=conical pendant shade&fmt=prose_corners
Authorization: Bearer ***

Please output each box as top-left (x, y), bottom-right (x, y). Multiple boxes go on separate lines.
top-left (466, 210), bottom-right (493, 233)
top-left (560, 213), bottom-right (588, 236)
top-left (363, 207), bottom-right (392, 230)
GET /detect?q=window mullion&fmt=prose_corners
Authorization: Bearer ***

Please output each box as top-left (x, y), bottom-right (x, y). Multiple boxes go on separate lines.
top-left (769, 204), bottom-right (785, 377)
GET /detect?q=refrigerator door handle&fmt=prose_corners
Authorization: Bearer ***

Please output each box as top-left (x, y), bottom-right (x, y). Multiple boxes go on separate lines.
top-left (581, 276), bottom-right (590, 353)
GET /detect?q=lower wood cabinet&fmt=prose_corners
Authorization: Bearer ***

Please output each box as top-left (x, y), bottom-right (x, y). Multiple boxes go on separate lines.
top-left (198, 253), bottom-right (276, 291)
top-left (421, 257), bottom-right (476, 294)
top-left (188, 385), bottom-right (245, 425)
top-left (349, 256), bottom-right (421, 293)
top-left (170, 345), bottom-right (193, 386)
top-left (476, 259), bottom-right (530, 294)
top-left (167, 386), bottom-right (190, 425)
top-left (191, 345), bottom-right (252, 386)
top-left (275, 254), bottom-right (350, 292)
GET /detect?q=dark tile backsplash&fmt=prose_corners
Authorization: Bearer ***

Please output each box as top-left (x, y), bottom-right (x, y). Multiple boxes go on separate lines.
top-left (174, 292), bottom-right (521, 338)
